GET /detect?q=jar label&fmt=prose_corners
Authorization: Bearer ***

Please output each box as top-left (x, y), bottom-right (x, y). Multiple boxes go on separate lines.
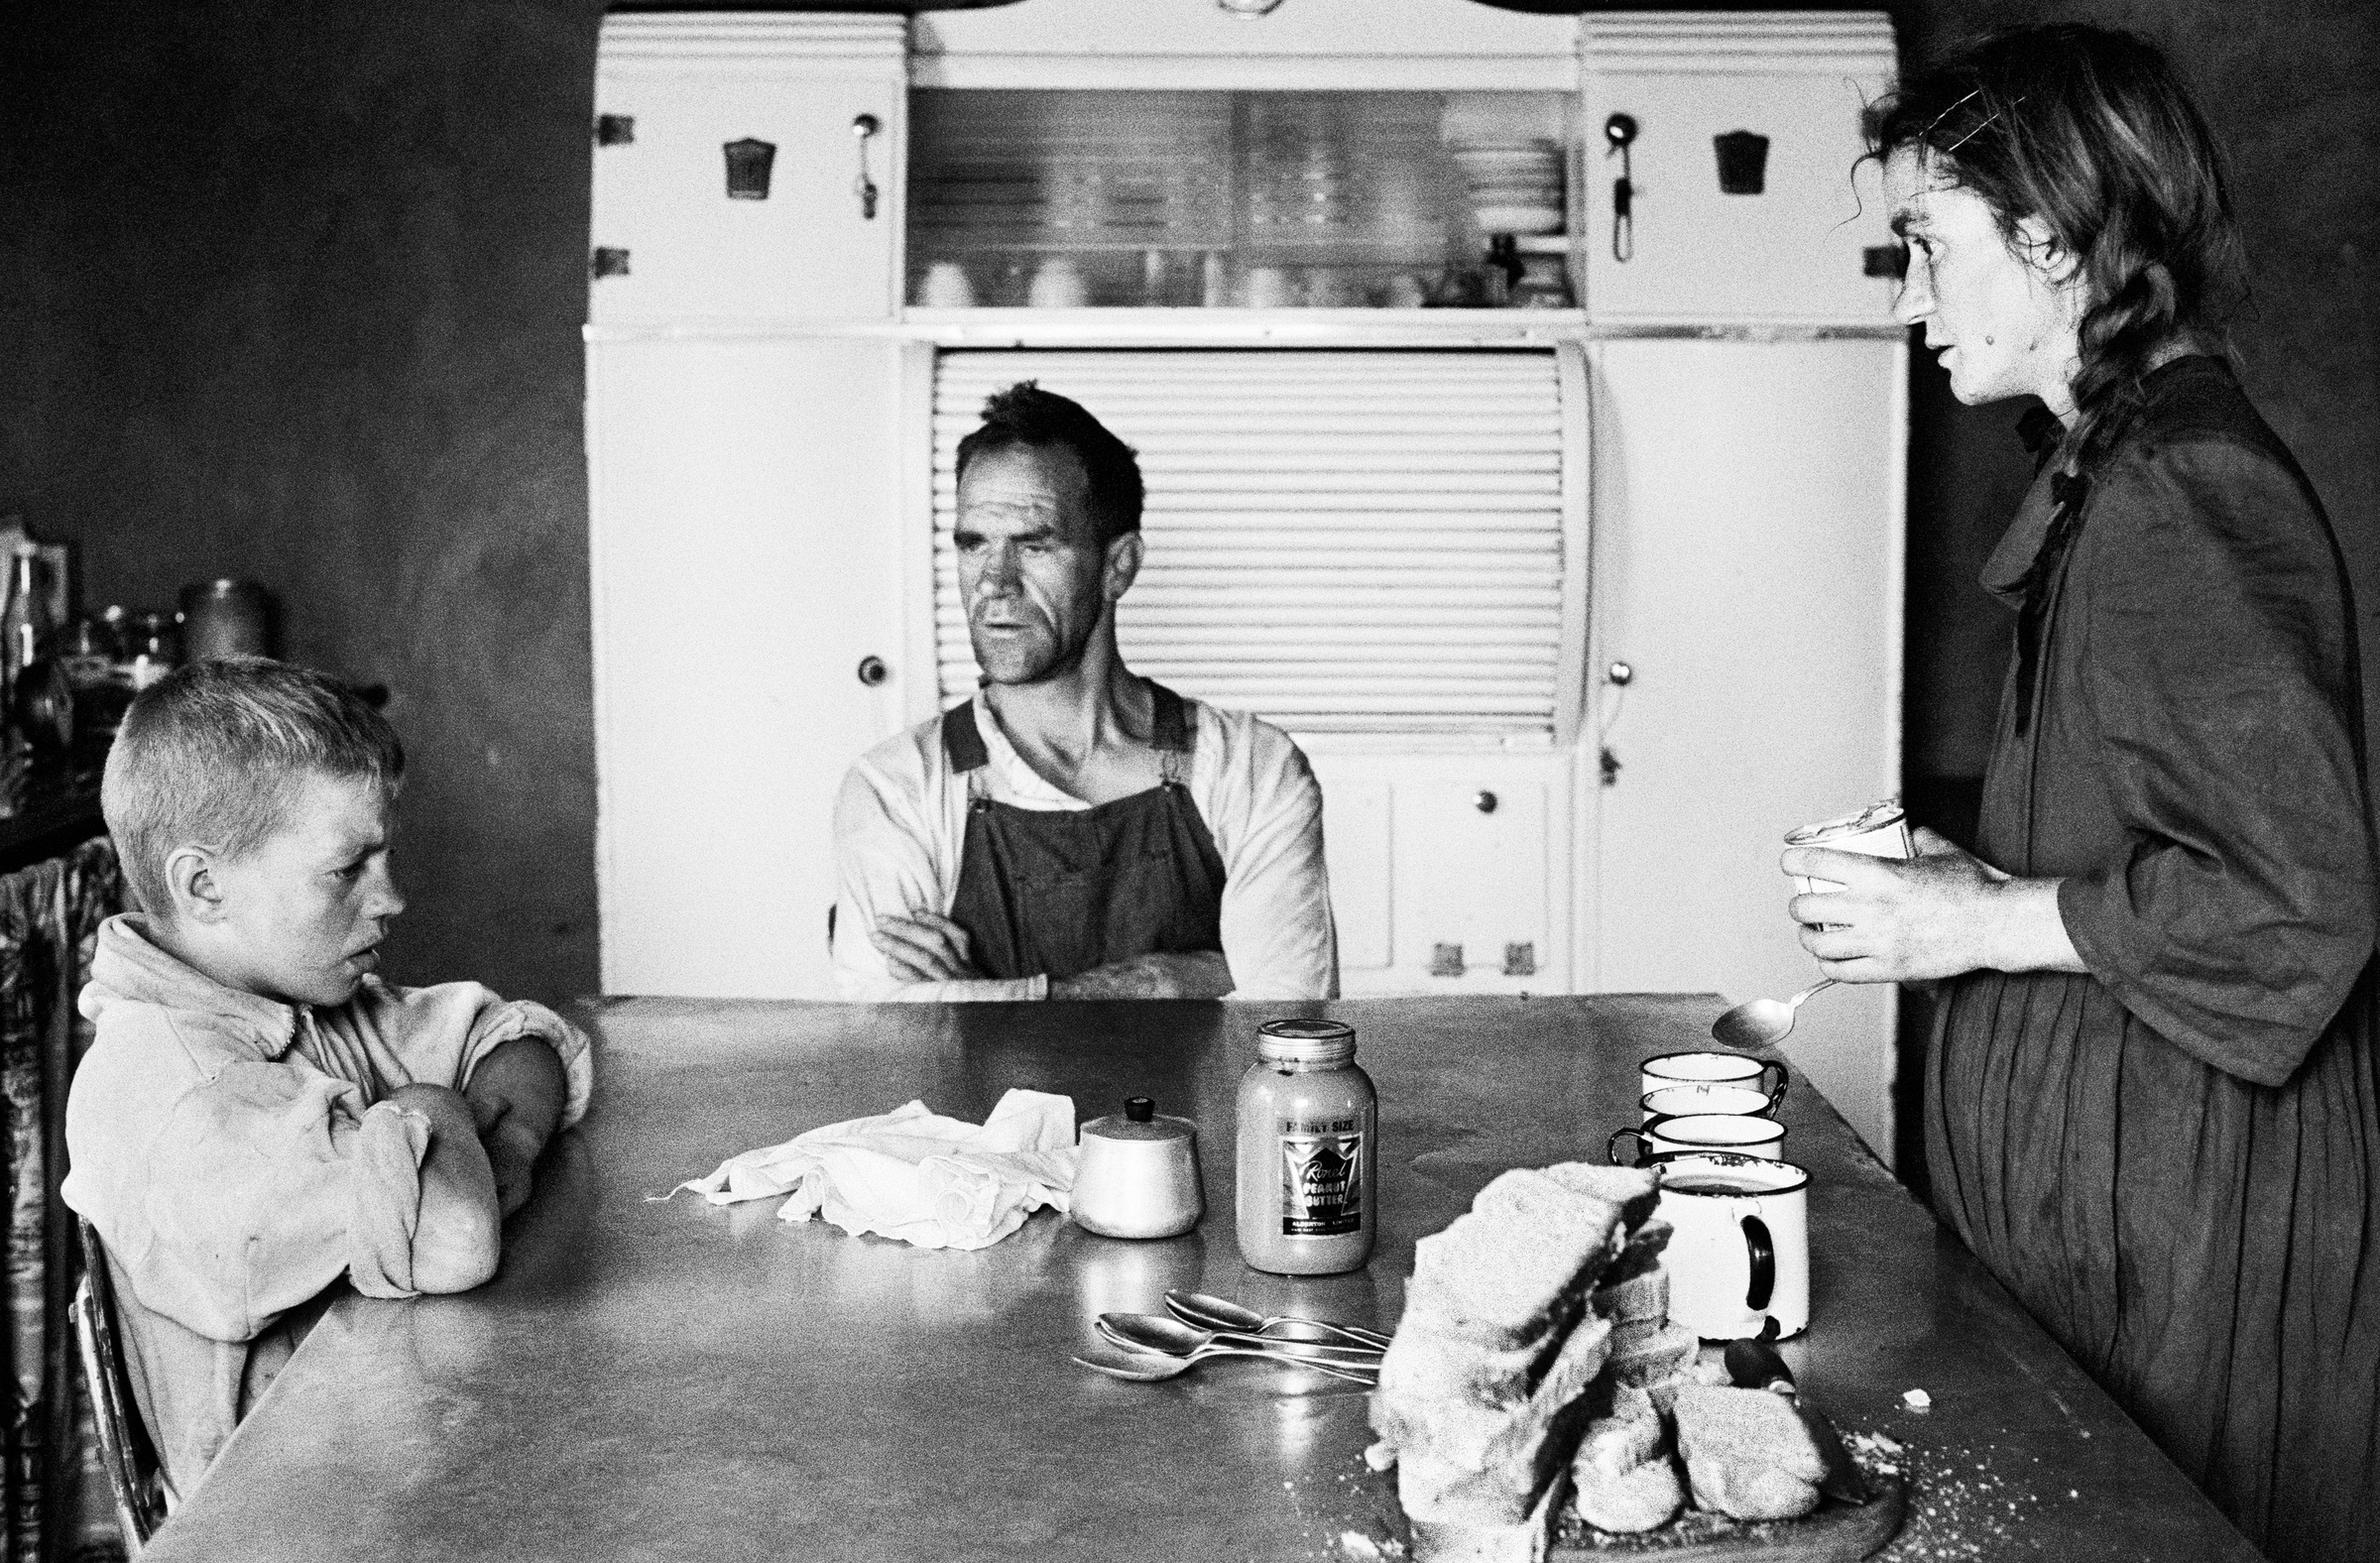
top-left (1278, 1125), bottom-right (1364, 1237)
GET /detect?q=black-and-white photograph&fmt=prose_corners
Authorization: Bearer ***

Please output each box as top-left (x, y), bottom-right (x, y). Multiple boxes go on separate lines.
top-left (4, 0), bottom-right (2374, 1557)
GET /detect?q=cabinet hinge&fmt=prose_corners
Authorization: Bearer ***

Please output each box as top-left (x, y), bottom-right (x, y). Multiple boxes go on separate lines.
top-left (591, 247), bottom-right (630, 281)
top-left (595, 114), bottom-right (635, 147)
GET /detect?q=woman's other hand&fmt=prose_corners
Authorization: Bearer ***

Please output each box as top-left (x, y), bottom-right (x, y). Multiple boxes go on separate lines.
top-left (1781, 826), bottom-right (2084, 982)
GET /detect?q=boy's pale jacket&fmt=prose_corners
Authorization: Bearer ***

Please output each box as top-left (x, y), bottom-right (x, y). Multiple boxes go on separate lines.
top-left (60, 914), bottom-right (592, 1498)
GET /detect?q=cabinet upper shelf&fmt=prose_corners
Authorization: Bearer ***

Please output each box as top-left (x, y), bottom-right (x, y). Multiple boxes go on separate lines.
top-left (590, 9), bottom-right (1902, 331)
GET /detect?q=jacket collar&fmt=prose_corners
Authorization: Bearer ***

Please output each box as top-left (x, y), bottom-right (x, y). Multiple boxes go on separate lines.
top-left (81, 914), bottom-right (304, 1059)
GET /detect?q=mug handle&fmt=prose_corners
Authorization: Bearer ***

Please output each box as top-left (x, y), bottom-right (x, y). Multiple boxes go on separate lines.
top-left (1742, 1214), bottom-right (1775, 1311)
top-left (1758, 1059), bottom-right (1791, 1112)
top-left (1606, 1128), bottom-right (1652, 1167)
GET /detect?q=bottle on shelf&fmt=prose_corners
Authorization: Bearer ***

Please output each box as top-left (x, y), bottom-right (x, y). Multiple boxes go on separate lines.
top-left (0, 548), bottom-right (49, 712)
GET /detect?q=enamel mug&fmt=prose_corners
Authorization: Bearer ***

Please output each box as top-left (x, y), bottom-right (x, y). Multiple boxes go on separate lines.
top-left (1640, 1082), bottom-right (1775, 1125)
top-left (1608, 1113), bottom-right (1788, 1166)
top-left (1640, 1050), bottom-right (1787, 1111)
top-left (1073, 1097), bottom-right (1202, 1240)
top-left (1654, 1152), bottom-right (1811, 1340)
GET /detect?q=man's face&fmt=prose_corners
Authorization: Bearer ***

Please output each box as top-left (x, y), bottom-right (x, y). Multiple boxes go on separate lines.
top-left (954, 444), bottom-right (1131, 686)
top-left (205, 770), bottom-right (406, 1008)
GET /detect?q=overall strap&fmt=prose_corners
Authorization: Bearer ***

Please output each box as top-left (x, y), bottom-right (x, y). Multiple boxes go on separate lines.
top-left (941, 699), bottom-right (990, 773)
top-left (1148, 681), bottom-right (1194, 787)
top-left (1147, 681), bottom-right (1194, 753)
top-left (941, 700), bottom-right (996, 805)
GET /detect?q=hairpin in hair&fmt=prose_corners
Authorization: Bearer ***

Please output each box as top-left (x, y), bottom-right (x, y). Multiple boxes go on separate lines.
top-left (1923, 87), bottom-right (1986, 139)
top-left (1924, 86), bottom-right (2024, 155)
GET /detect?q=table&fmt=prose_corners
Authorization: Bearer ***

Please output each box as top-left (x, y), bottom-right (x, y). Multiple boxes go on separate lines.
top-left (142, 997), bottom-right (2259, 1562)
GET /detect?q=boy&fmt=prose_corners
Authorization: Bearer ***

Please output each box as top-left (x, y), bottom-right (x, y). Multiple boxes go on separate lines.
top-left (61, 659), bottom-right (592, 1498)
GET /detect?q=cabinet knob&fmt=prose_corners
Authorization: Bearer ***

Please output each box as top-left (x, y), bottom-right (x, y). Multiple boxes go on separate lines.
top-left (1474, 789), bottom-right (1498, 814)
top-left (856, 656), bottom-right (889, 687)
top-left (1606, 661), bottom-right (1634, 687)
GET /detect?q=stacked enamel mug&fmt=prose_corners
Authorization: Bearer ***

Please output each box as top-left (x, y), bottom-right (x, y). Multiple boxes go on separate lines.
top-left (1613, 1050), bottom-right (1811, 1341)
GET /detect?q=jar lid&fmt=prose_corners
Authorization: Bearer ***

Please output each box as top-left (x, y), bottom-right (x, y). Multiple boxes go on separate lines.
top-left (1256, 1018), bottom-right (1356, 1066)
top-left (1083, 1095), bottom-right (1196, 1142)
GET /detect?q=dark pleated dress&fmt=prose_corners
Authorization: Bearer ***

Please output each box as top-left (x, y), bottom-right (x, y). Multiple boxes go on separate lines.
top-left (1927, 356), bottom-right (2380, 1563)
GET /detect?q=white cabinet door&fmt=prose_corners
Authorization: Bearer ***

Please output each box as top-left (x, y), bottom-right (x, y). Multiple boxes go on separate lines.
top-left (1590, 337), bottom-right (1903, 1154)
top-left (592, 17), bottom-right (904, 325)
top-left (1309, 752), bottom-right (1573, 997)
top-left (588, 337), bottom-right (913, 997)
top-left (1580, 16), bottom-right (1897, 327)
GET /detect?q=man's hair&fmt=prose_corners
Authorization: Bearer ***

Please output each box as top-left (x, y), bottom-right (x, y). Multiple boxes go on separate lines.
top-left (953, 382), bottom-right (1144, 547)
top-left (1864, 25), bottom-right (2245, 464)
top-left (103, 658), bottom-right (405, 916)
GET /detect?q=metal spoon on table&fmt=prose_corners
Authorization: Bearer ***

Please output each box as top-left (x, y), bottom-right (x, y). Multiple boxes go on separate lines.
top-left (1163, 1291), bottom-right (1392, 1351)
top-left (1100, 1312), bottom-right (1380, 1365)
top-left (1711, 979), bottom-right (1839, 1048)
top-left (1073, 1343), bottom-right (1378, 1385)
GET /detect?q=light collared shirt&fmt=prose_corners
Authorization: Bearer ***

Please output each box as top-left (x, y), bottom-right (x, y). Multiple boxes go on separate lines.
top-left (61, 915), bottom-right (594, 1496)
top-left (832, 696), bottom-right (1337, 1001)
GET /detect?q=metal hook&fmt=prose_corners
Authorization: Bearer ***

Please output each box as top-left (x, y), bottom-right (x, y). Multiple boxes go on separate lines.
top-left (1605, 113), bottom-right (1637, 264)
top-left (852, 113), bottom-right (881, 220)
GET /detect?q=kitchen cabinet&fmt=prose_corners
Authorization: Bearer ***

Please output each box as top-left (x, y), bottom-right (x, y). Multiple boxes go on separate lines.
top-left (586, 4), bottom-right (1906, 1156)
top-left (592, 16), bottom-right (905, 325)
top-left (1589, 336), bottom-right (1903, 1139)
top-left (1310, 753), bottom-right (1577, 996)
top-left (1579, 15), bottom-right (1898, 327)
top-left (586, 335), bottom-right (914, 998)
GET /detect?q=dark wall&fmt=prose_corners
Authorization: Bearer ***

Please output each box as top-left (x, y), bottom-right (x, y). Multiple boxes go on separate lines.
top-left (1, 0), bottom-right (608, 1005)
top-left (3, 0), bottom-right (2373, 1009)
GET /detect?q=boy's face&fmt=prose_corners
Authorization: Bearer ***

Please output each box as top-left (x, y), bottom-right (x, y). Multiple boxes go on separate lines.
top-left (204, 770), bottom-right (405, 1008)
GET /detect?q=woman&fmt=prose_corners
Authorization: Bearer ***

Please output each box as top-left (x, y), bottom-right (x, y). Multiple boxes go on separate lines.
top-left (1781, 27), bottom-right (2379, 1563)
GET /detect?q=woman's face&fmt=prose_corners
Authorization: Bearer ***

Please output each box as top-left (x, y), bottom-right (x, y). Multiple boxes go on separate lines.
top-left (1883, 147), bottom-right (2084, 420)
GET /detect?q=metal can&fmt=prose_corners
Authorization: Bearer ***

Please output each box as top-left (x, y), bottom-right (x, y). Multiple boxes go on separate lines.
top-left (1785, 798), bottom-right (1914, 896)
top-left (178, 578), bottom-right (277, 662)
top-left (1236, 1019), bottom-right (1376, 1276)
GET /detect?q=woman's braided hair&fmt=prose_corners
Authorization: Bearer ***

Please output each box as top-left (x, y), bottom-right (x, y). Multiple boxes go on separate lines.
top-left (1864, 26), bottom-right (2248, 466)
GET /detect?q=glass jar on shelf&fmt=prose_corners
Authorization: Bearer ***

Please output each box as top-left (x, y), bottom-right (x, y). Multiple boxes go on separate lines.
top-left (905, 87), bottom-right (1569, 310)
top-left (125, 611), bottom-right (180, 691)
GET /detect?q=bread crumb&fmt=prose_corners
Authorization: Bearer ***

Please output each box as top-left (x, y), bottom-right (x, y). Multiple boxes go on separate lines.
top-left (1901, 1387), bottom-right (1933, 1410)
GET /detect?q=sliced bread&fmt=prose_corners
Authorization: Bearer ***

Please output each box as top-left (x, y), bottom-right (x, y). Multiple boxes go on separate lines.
top-left (1670, 1383), bottom-right (1829, 1522)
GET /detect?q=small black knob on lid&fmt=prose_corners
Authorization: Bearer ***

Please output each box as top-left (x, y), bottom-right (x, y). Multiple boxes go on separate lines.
top-left (1126, 1097), bottom-right (1154, 1123)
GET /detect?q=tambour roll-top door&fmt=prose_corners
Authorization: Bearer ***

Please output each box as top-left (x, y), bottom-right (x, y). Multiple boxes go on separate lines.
top-left (932, 350), bottom-right (1583, 737)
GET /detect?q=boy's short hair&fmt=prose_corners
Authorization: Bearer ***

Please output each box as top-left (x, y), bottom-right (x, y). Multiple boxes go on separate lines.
top-left (104, 658), bottom-right (405, 916)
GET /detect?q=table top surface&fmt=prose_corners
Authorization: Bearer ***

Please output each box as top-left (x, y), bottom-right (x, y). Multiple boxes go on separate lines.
top-left (143, 996), bottom-right (2257, 1563)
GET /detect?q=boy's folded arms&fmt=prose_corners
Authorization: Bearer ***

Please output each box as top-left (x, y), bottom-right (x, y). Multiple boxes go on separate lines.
top-left (382, 1083), bottom-right (503, 1292)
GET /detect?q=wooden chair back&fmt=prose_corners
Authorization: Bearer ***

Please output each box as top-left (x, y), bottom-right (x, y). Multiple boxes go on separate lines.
top-left (71, 1219), bottom-right (168, 1552)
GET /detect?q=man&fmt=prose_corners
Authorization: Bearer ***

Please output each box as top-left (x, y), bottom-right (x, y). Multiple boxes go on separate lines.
top-left (832, 382), bottom-right (1336, 1001)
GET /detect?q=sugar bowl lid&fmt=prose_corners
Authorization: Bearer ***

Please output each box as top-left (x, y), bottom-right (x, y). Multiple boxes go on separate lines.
top-left (1083, 1096), bottom-right (1195, 1142)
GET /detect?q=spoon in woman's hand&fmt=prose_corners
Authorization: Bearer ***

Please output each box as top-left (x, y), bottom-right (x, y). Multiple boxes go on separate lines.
top-left (1711, 979), bottom-right (1839, 1048)
top-left (1163, 1291), bottom-right (1392, 1351)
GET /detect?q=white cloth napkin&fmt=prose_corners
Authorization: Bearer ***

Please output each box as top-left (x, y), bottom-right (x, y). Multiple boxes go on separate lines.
top-left (674, 1089), bottom-right (1080, 1251)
